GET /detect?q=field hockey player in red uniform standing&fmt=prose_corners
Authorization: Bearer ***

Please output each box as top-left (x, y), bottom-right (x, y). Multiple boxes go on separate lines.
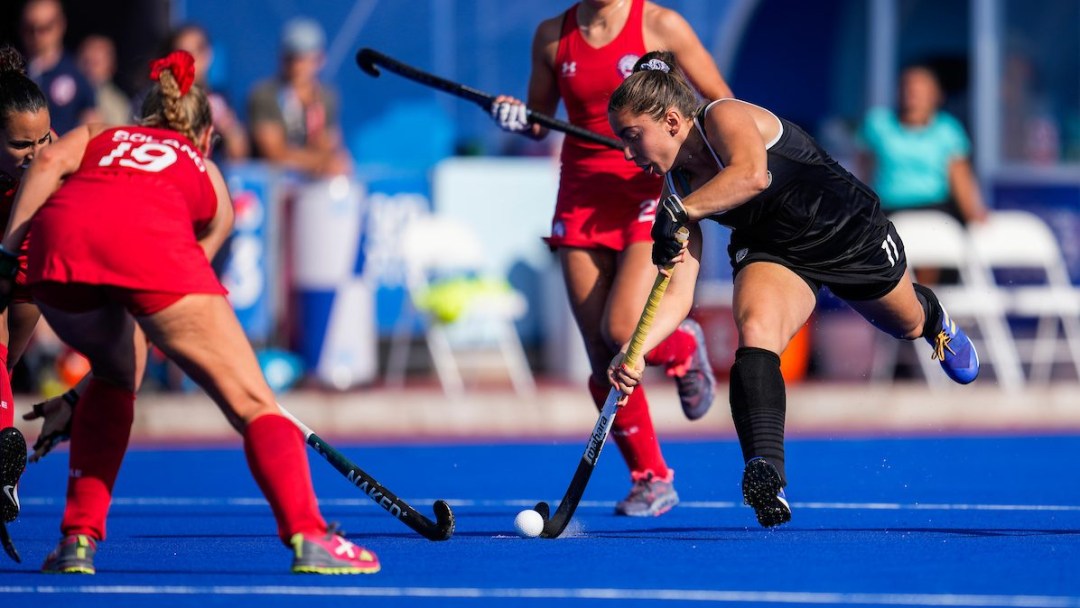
top-left (0, 50), bottom-right (379, 575)
top-left (490, 0), bottom-right (732, 517)
top-left (0, 45), bottom-right (55, 556)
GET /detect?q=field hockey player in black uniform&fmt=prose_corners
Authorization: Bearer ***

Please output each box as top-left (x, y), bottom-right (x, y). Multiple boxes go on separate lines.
top-left (604, 51), bottom-right (980, 528)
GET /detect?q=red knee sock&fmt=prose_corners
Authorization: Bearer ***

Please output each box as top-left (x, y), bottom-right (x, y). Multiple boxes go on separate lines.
top-left (243, 413), bottom-right (326, 544)
top-left (587, 376), bottom-right (669, 481)
top-left (62, 379), bottom-right (135, 540)
top-left (643, 325), bottom-right (696, 376)
top-left (0, 344), bottom-right (12, 429)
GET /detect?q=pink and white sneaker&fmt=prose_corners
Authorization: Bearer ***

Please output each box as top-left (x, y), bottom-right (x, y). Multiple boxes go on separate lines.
top-left (290, 524), bottom-right (380, 574)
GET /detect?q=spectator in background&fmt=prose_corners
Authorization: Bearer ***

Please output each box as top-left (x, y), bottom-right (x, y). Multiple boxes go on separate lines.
top-left (20, 0), bottom-right (99, 134)
top-left (859, 64), bottom-right (989, 284)
top-left (169, 23), bottom-right (249, 162)
top-left (76, 35), bottom-right (131, 126)
top-left (247, 17), bottom-right (350, 177)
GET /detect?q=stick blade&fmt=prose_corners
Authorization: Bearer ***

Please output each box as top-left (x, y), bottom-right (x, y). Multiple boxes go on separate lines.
top-left (0, 522), bottom-right (20, 563)
top-left (533, 501), bottom-right (550, 520)
top-left (355, 48), bottom-right (381, 77)
top-left (534, 501), bottom-right (568, 539)
top-left (428, 500), bottom-right (456, 541)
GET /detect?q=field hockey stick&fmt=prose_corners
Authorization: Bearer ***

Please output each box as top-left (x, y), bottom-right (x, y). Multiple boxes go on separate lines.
top-left (356, 47), bottom-right (624, 150)
top-left (277, 405), bottom-right (455, 541)
top-left (0, 521), bottom-right (19, 563)
top-left (534, 227), bottom-right (690, 538)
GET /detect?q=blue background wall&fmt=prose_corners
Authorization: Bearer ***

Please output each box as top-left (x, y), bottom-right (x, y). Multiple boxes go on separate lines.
top-left (176, 0), bottom-right (739, 170)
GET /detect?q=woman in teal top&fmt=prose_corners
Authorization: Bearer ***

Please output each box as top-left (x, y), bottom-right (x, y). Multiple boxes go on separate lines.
top-left (860, 65), bottom-right (988, 225)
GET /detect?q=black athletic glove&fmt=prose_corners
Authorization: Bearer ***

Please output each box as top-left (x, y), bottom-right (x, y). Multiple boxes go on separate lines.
top-left (651, 194), bottom-right (690, 267)
top-left (22, 389), bottom-right (78, 463)
top-left (0, 245), bottom-right (19, 314)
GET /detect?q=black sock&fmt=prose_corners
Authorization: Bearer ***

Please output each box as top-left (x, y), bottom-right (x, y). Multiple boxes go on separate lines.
top-left (912, 283), bottom-right (943, 340)
top-left (729, 347), bottom-right (787, 486)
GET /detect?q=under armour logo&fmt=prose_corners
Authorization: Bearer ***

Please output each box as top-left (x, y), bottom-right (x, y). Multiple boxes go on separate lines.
top-left (561, 62), bottom-right (577, 76)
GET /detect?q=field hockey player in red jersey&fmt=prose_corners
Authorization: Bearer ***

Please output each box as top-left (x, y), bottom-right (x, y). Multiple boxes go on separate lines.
top-left (0, 44), bottom-right (55, 560)
top-left (490, 0), bottom-right (733, 518)
top-left (0, 50), bottom-right (380, 575)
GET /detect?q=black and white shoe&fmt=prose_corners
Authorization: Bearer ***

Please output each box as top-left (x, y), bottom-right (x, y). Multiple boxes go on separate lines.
top-left (1, 427), bottom-right (27, 523)
top-left (742, 457), bottom-right (791, 528)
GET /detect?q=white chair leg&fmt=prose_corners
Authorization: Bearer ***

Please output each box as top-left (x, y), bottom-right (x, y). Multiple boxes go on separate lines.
top-left (498, 321), bottom-right (536, 397)
top-left (871, 332), bottom-right (901, 385)
top-left (426, 325), bottom-right (465, 399)
top-left (1029, 315), bottom-right (1058, 385)
top-left (385, 301), bottom-right (416, 388)
top-left (1059, 314), bottom-right (1080, 381)
top-left (977, 313), bottom-right (1025, 391)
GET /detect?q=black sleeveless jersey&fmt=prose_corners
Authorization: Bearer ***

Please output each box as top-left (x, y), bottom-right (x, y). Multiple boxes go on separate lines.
top-left (668, 101), bottom-right (906, 300)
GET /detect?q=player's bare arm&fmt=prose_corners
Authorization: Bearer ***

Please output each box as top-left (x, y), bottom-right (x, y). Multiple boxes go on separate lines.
top-left (680, 101), bottom-right (771, 220)
top-left (2, 124), bottom-right (99, 251)
top-left (197, 160), bottom-right (237, 260)
top-left (524, 16), bottom-right (564, 139)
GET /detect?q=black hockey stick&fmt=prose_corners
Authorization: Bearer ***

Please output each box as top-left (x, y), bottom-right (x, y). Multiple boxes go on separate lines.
top-left (278, 406), bottom-right (455, 541)
top-left (0, 521), bottom-right (19, 563)
top-left (356, 47), bottom-right (624, 150)
top-left (534, 228), bottom-right (689, 538)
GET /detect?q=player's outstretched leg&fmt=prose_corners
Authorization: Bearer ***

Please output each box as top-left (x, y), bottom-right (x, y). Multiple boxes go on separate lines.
top-left (742, 457), bottom-right (791, 528)
top-left (291, 523), bottom-right (381, 574)
top-left (42, 534), bottom-right (97, 574)
top-left (913, 284), bottom-right (979, 384)
top-left (0, 427), bottom-right (27, 524)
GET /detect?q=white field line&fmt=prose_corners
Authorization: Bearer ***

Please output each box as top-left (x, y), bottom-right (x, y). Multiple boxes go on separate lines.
top-left (20, 497), bottom-right (1080, 512)
top-left (0, 585), bottom-right (1077, 606)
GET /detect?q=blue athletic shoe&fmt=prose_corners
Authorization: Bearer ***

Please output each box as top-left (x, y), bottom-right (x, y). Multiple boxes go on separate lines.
top-left (927, 306), bottom-right (980, 384)
top-left (741, 457), bottom-right (791, 528)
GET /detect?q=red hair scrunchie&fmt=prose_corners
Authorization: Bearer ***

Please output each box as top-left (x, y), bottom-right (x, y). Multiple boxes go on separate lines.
top-left (149, 50), bottom-right (196, 96)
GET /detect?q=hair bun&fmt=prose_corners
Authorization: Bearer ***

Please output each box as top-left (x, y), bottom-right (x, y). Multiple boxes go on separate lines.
top-left (0, 45), bottom-right (27, 75)
top-left (149, 50), bottom-right (196, 95)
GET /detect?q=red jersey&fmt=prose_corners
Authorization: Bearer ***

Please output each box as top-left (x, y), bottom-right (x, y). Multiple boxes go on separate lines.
top-left (27, 126), bottom-right (224, 295)
top-left (1, 183), bottom-right (33, 303)
top-left (548, 0), bottom-right (661, 251)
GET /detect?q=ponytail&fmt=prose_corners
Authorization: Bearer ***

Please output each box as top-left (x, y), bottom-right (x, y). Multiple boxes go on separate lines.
top-left (140, 50), bottom-right (211, 144)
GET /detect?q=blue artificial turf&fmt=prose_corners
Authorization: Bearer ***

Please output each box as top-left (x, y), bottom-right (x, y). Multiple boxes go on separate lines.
top-left (2, 435), bottom-right (1079, 607)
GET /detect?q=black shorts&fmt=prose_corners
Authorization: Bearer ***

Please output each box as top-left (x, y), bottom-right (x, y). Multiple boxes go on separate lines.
top-left (728, 220), bottom-right (908, 301)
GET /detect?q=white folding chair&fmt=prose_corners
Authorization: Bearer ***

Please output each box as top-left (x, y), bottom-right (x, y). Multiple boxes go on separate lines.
top-left (385, 213), bottom-right (536, 397)
top-left (968, 210), bottom-right (1080, 383)
top-left (876, 210), bottom-right (1024, 390)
